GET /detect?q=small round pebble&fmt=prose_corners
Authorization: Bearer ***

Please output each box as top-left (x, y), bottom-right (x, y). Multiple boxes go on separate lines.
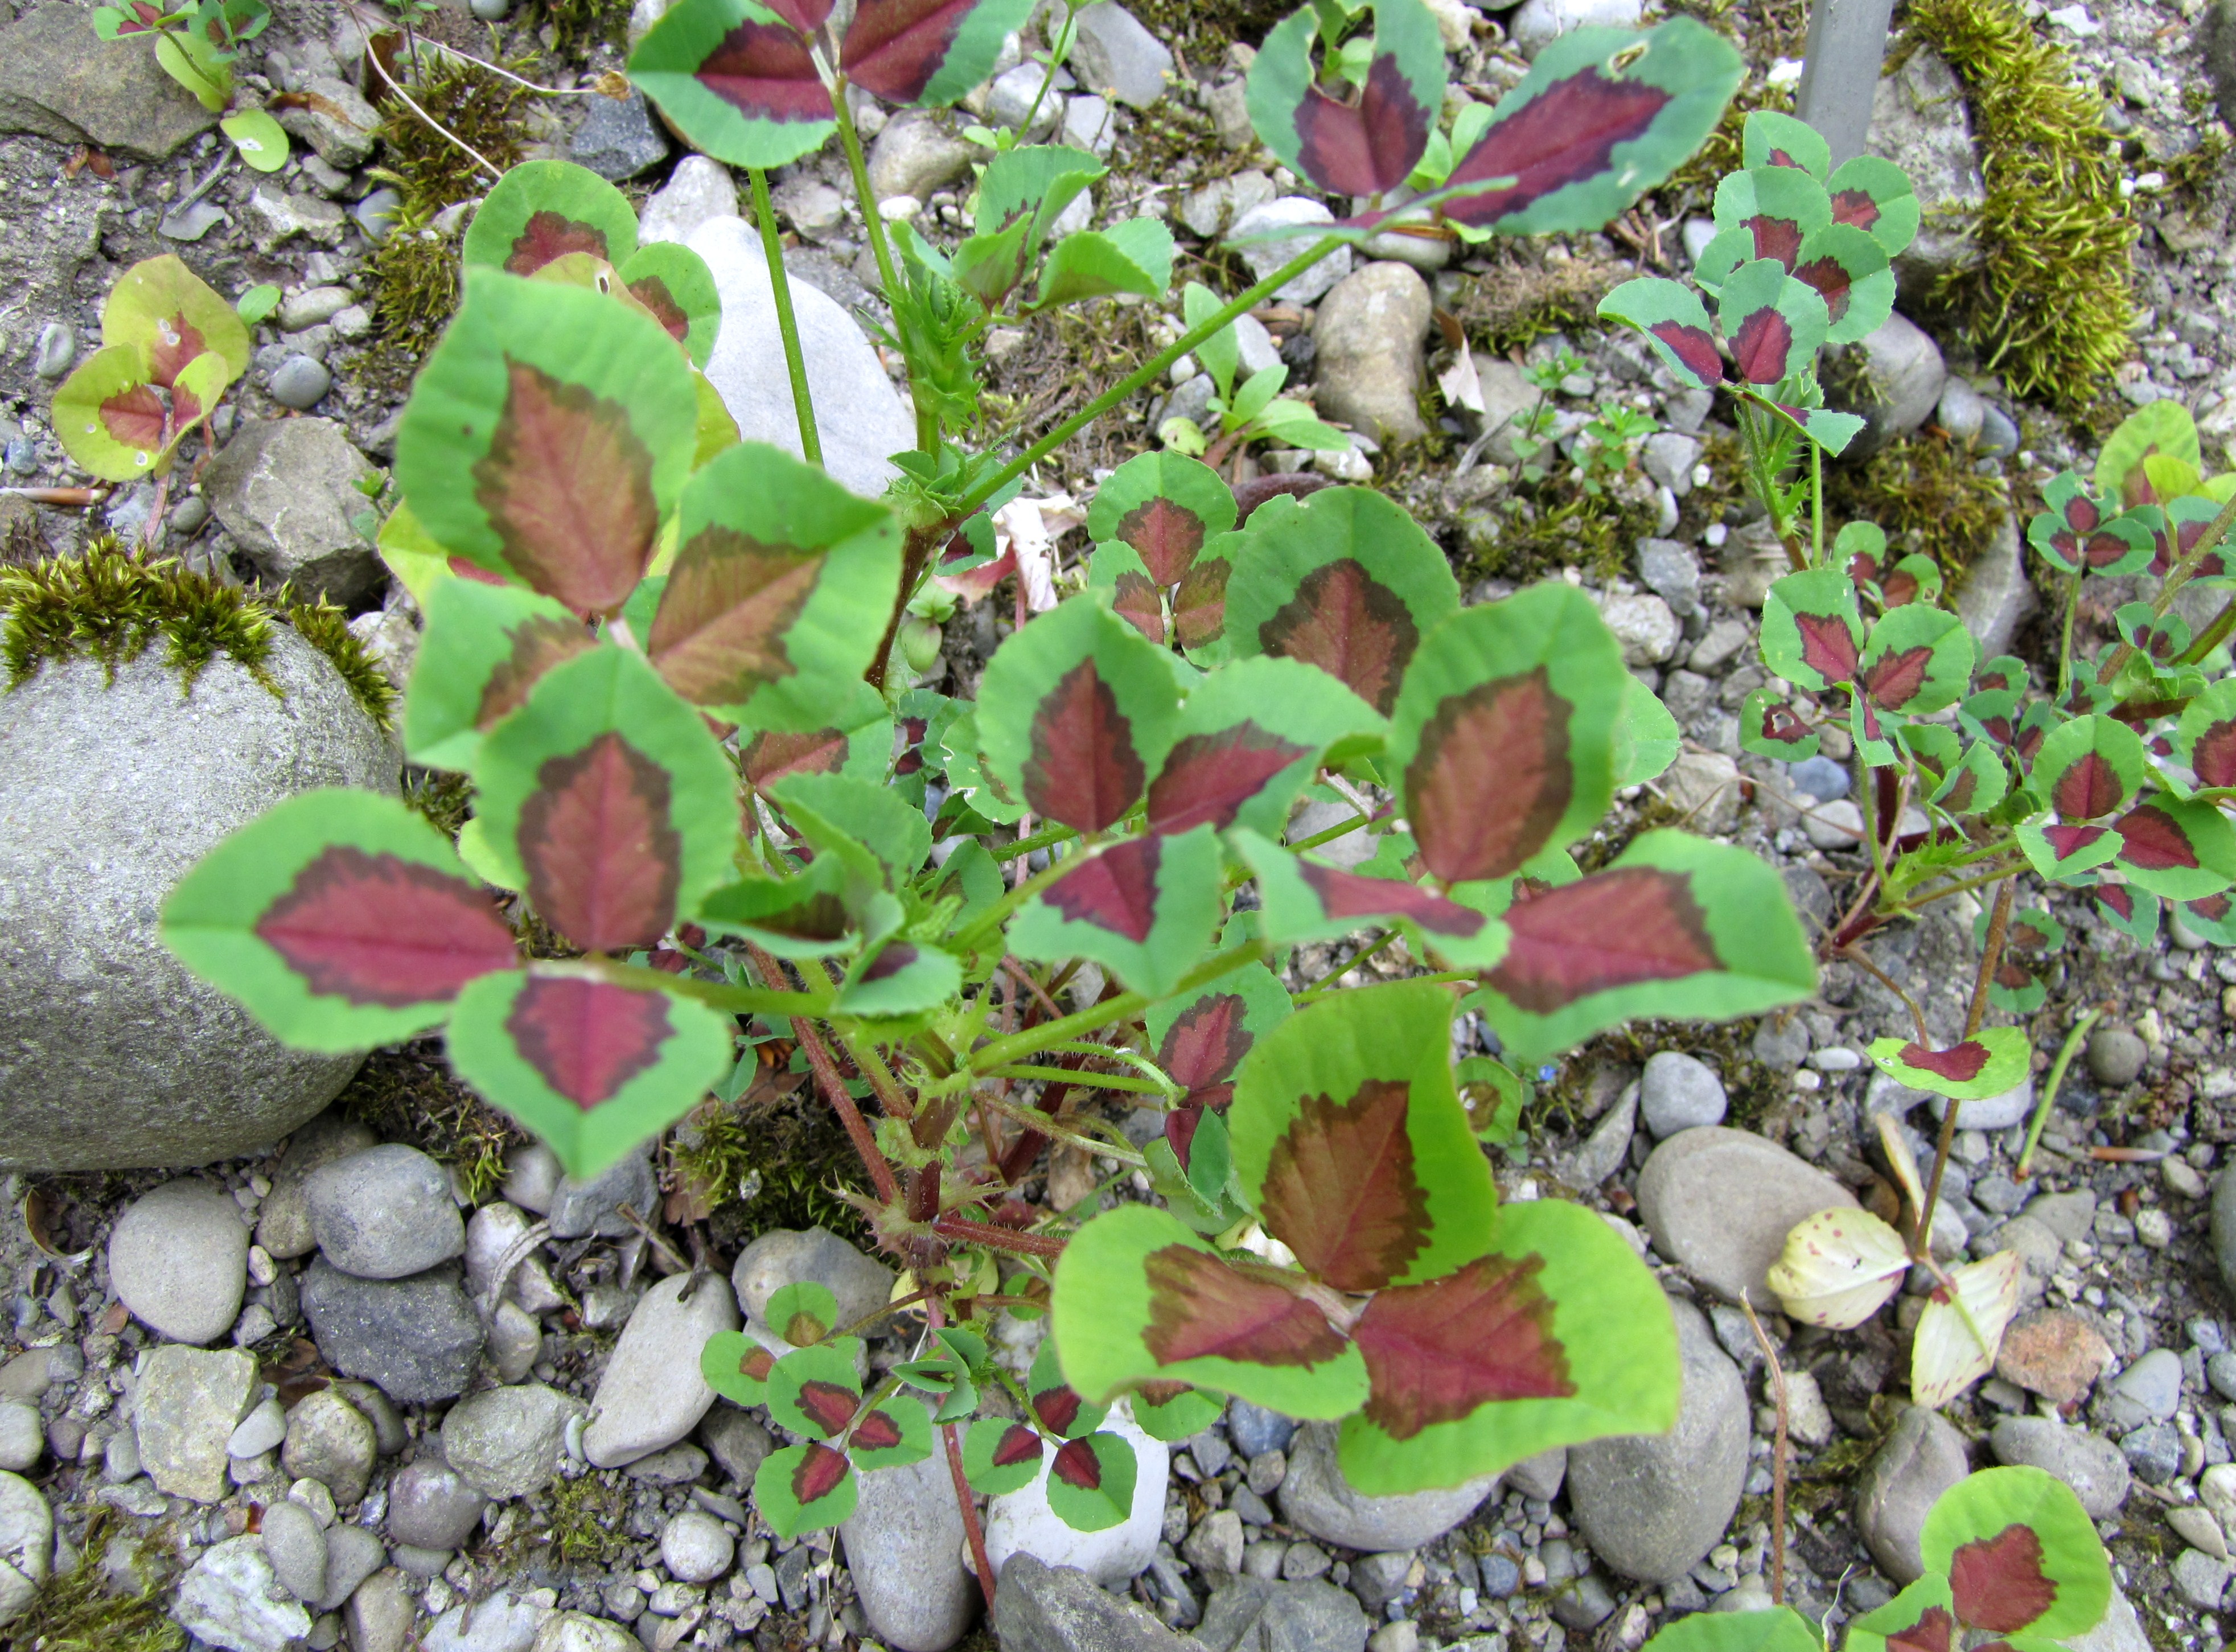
top-left (108, 1178), bottom-right (250, 1345)
top-left (33, 322), bottom-right (74, 379)
top-left (269, 355), bottom-right (332, 410)
top-left (0, 1400), bottom-right (42, 1472)
top-left (1639, 1051), bottom-right (1728, 1138)
top-left (659, 1510), bottom-right (735, 1584)
top-left (2085, 1025), bottom-right (2147, 1089)
top-left (352, 188), bottom-right (402, 243)
top-left (306, 1145), bottom-right (464, 1280)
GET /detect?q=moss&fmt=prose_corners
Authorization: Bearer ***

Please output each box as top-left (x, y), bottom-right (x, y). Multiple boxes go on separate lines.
top-left (1824, 432), bottom-right (2013, 587)
top-left (1908, 0), bottom-right (2138, 408)
top-left (534, 0), bottom-right (631, 57)
top-left (405, 766), bottom-right (476, 840)
top-left (680, 1089), bottom-right (876, 1249)
top-left (2, 537), bottom-right (277, 695)
top-left (282, 590), bottom-right (398, 729)
top-left (541, 1472), bottom-right (632, 1567)
top-left (340, 1042), bottom-right (527, 1202)
top-left (1456, 487), bottom-right (1655, 587)
top-left (1456, 254), bottom-right (1624, 357)
top-left (369, 211), bottom-right (463, 359)
top-left (10, 1510), bottom-right (185, 1652)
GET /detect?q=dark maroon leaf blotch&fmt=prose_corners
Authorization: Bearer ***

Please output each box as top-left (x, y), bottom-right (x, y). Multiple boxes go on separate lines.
top-left (256, 847), bottom-right (520, 1006)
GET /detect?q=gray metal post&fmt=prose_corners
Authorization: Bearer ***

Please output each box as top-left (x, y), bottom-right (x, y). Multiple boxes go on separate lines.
top-left (1794, 0), bottom-right (1899, 169)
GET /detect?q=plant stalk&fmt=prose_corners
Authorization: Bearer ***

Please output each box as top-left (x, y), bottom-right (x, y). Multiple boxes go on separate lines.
top-left (930, 1213), bottom-right (1066, 1257)
top-left (1914, 877), bottom-right (2013, 1258)
top-left (2016, 1004), bottom-right (2103, 1180)
top-left (965, 941), bottom-right (1264, 1072)
top-left (1738, 1295), bottom-right (1787, 1608)
top-left (745, 943), bottom-right (898, 1203)
top-left (2177, 590), bottom-right (2236, 666)
top-left (748, 166), bottom-right (823, 468)
top-left (2098, 487), bottom-right (2236, 685)
top-left (926, 1298), bottom-right (1001, 1612)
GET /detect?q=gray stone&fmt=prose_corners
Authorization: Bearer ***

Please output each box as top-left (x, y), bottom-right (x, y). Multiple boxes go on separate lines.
top-left (134, 1344), bottom-right (257, 1503)
top-left (245, 183), bottom-right (349, 251)
top-left (465, 1200), bottom-right (562, 1314)
top-left (2087, 1026), bottom-right (2148, 1089)
top-left (1507, 1445), bottom-right (1567, 1501)
top-left (1637, 537), bottom-right (1701, 617)
top-left (282, 1389), bottom-right (378, 1507)
top-left (1826, 313), bottom-right (1946, 459)
top-left (1063, 94), bottom-right (1117, 158)
top-left (269, 355), bottom-right (333, 410)
top-left (309, 1146), bottom-right (465, 1280)
top-left (698, 1403), bottom-right (774, 1485)
top-left (1953, 514), bottom-right (2036, 661)
top-left (299, 1260), bottom-right (484, 1405)
top-left (2121, 1423), bottom-right (2181, 1483)
top-left (1549, 1571), bottom-right (1617, 1629)
top-left (659, 1509), bottom-right (734, 1585)
top-left (315, 1523), bottom-right (385, 1613)
top-left (2023, 1190), bottom-right (2097, 1244)
top-left (1311, 262), bottom-right (1432, 444)
top-left (639, 156), bottom-right (739, 245)
top-left (502, 1143), bottom-right (564, 1215)
top-left (205, 418), bottom-right (384, 604)
top-left (2216, 1168), bottom-right (2236, 1305)
top-left (868, 110), bottom-right (980, 203)
top-left (0, 5), bottom-right (216, 159)
top-left (32, 321), bottom-right (73, 380)
top-left (1226, 1403), bottom-right (1294, 1460)
top-left (231, 1399), bottom-right (288, 1461)
top-left (487, 1300), bottom-right (542, 1385)
top-left (733, 1226), bottom-right (895, 1335)
top-left (1568, 1298), bottom-right (1748, 1583)
top-left (1990, 1417), bottom-right (2130, 1517)
top-left (424, 1590), bottom-right (542, 1652)
top-left (443, 1384), bottom-right (581, 1501)
top-left (1641, 1052), bottom-right (1728, 1139)
top-left (1185, 1510), bottom-right (1246, 1576)
top-left (0, 1470), bottom-right (51, 1628)
top-left (281, 288), bottom-right (356, 332)
top-left (571, 88), bottom-right (669, 180)
top-left (0, 1401), bottom-right (39, 1473)
top-left (1228, 200), bottom-right (1351, 306)
top-left (1865, 50), bottom-right (1986, 294)
top-left (1277, 1421), bottom-right (1496, 1550)
top-left (993, 1553), bottom-right (1202, 1651)
top-left (262, 1497), bottom-right (330, 1602)
top-left (353, 187), bottom-right (403, 244)
top-left (344, 1568), bottom-right (416, 1652)
top-left (1928, 1078), bottom-right (2033, 1132)
top-left (2107, 1347), bottom-right (2182, 1422)
top-left (260, 1113), bottom-right (381, 1260)
top-left (1597, 590), bottom-right (1682, 666)
top-left (385, 1455), bottom-right (489, 1550)
top-left (1556, 1082), bottom-right (1636, 1189)
top-left (840, 1434), bottom-right (974, 1650)
top-left (331, 1382), bottom-right (407, 1457)
top-left (1936, 377), bottom-right (1986, 446)
top-left (2176, 1547), bottom-right (2233, 1610)
top-left (548, 1152), bottom-right (659, 1241)
top-left (177, 1536), bottom-right (314, 1652)
top-left (989, 61), bottom-right (1068, 135)
top-left (274, 76), bottom-right (379, 168)
top-left (1199, 1575), bottom-right (1368, 1652)
top-left (0, 623), bottom-right (392, 1172)
top-left (1642, 434), bottom-right (1703, 499)
top-left (583, 1272), bottom-right (740, 1467)
top-left (1853, 1406), bottom-right (1969, 1583)
top-left (1070, 3), bottom-right (1173, 109)
top-left (109, 1177), bottom-right (250, 1343)
top-left (1473, 356), bottom-right (1540, 467)
top-left (1636, 1127), bottom-right (1860, 1304)
top-left (532, 1614), bottom-right (641, 1652)
top-left (1509, 0), bottom-right (1642, 56)
top-left (687, 217), bottom-right (914, 500)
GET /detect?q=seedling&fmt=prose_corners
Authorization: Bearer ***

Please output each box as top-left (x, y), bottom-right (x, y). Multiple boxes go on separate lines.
top-left (96, 0), bottom-right (293, 172)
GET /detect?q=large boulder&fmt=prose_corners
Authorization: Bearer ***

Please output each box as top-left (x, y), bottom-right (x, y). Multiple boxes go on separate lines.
top-left (0, 4), bottom-right (216, 160)
top-left (0, 590), bottom-right (395, 1170)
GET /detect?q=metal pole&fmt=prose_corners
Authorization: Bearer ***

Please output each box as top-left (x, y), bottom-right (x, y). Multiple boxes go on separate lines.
top-left (1794, 0), bottom-right (1899, 169)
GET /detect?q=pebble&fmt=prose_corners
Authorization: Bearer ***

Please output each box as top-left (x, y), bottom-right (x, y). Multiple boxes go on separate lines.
top-left (0, 1470), bottom-right (51, 1626)
top-left (1311, 261), bottom-right (1432, 445)
top-left (108, 1177), bottom-right (251, 1345)
top-left (258, 1113), bottom-right (381, 1260)
top-left (261, 1497), bottom-right (329, 1602)
top-left (1930, 1079), bottom-right (2034, 1132)
top-left (1226, 1403), bottom-right (1295, 1460)
top-left (346, 1569), bottom-right (416, 1652)
top-left (488, 1299), bottom-right (543, 1384)
top-left (464, 1202), bottom-right (562, 1313)
top-left (993, 1552), bottom-right (1187, 1651)
top-left (1227, 199), bottom-right (1351, 305)
top-left (1635, 1126), bottom-right (1859, 1304)
top-left (308, 1146), bottom-right (464, 1280)
top-left (733, 1226), bottom-right (895, 1335)
top-left (1199, 1574), bottom-right (1369, 1652)
top-left (571, 87), bottom-right (669, 180)
top-left (443, 1384), bottom-right (582, 1501)
top-left (424, 1589), bottom-right (542, 1652)
top-left (2210, 1350), bottom-right (2236, 1402)
top-left (1070, 1), bottom-right (1174, 108)
top-left (299, 1259), bottom-right (484, 1405)
top-left (282, 1388), bottom-right (379, 1507)
top-left (269, 354), bottom-right (332, 409)
top-left (657, 1509), bottom-right (734, 1584)
top-left (0, 1402), bottom-right (40, 1473)
top-left (2172, 1548), bottom-right (2231, 1610)
top-left (279, 287), bottom-right (354, 331)
top-left (2170, 1504), bottom-right (2230, 1562)
top-left (231, 1396), bottom-right (289, 1459)
top-left (317, 1523), bottom-right (387, 1612)
top-left (698, 1404), bottom-right (774, 1485)
top-left (2106, 1347), bottom-right (2182, 1423)
top-left (1185, 1509), bottom-right (1246, 1575)
top-left (1995, 1309), bottom-right (2115, 1405)
top-left (1637, 535), bottom-right (1701, 614)
top-left (1556, 1082), bottom-right (1635, 1188)
top-left (1853, 1405), bottom-right (1970, 1583)
top-left (1639, 1051), bottom-right (1728, 1138)
top-left (1279, 1420), bottom-right (1497, 1550)
top-left (582, 1272), bottom-right (739, 1468)
top-left (385, 1455), bottom-right (489, 1550)
top-left (1509, 0), bottom-right (1642, 56)
top-left (2121, 1422), bottom-right (2181, 1483)
top-left (985, 1402), bottom-right (1168, 1587)
top-left (2086, 1025), bottom-right (2148, 1088)
top-left (638, 154), bottom-right (739, 245)
top-left (352, 187), bottom-right (402, 243)
top-left (2214, 1168), bottom-right (2236, 1304)
top-left (532, 1614), bottom-right (639, 1652)
top-left (134, 1344), bottom-right (257, 1504)
top-left (1990, 1416), bottom-right (2131, 1516)
top-left (32, 321), bottom-right (73, 379)
top-left (175, 1536), bottom-right (313, 1652)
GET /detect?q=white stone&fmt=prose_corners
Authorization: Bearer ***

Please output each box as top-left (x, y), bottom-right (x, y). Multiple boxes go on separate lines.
top-left (0, 1471), bottom-right (51, 1628)
top-left (1596, 590), bottom-right (1681, 665)
top-left (638, 155), bottom-right (739, 246)
top-left (1509, 0), bottom-right (1642, 57)
top-left (175, 1536), bottom-right (314, 1652)
top-left (984, 1401), bottom-right (1168, 1587)
top-left (108, 1177), bottom-right (251, 1344)
top-left (1227, 199), bottom-right (1351, 305)
top-left (582, 1273), bottom-right (739, 1468)
top-left (659, 1509), bottom-right (735, 1583)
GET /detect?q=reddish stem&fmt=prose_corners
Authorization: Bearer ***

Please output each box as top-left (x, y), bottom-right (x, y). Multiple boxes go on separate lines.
top-left (929, 1299), bottom-right (999, 1612)
top-left (931, 1213), bottom-right (1066, 1258)
top-left (746, 943), bottom-right (897, 1205)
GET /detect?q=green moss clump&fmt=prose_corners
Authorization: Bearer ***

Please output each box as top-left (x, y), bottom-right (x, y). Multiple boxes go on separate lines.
top-left (283, 590), bottom-right (398, 730)
top-left (535, 0), bottom-right (631, 57)
top-left (340, 1043), bottom-right (528, 1202)
top-left (679, 1090), bottom-right (876, 1248)
top-left (1908, 0), bottom-right (2137, 407)
top-left (1824, 432), bottom-right (2013, 586)
top-left (1456, 488), bottom-right (1655, 587)
top-left (541, 1472), bottom-right (632, 1567)
top-left (9, 1511), bottom-right (185, 1652)
top-left (2, 537), bottom-right (276, 694)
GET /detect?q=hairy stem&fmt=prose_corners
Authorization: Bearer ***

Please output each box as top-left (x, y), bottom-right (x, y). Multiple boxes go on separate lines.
top-left (930, 1213), bottom-right (1066, 1257)
top-left (926, 1299), bottom-right (1000, 1611)
top-left (749, 166), bottom-right (823, 467)
top-left (589, 957), bottom-right (826, 1017)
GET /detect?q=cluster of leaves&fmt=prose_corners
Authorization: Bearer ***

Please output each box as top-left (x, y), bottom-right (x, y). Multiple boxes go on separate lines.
top-left (95, 0), bottom-right (293, 171)
top-left (1158, 281), bottom-right (1346, 463)
top-left (1645, 1466), bottom-right (2112, 1652)
top-left (52, 257), bottom-right (248, 486)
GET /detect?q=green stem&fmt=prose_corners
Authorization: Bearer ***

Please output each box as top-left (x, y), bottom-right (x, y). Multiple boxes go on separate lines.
top-left (2016, 1005), bottom-right (2103, 1181)
top-left (956, 235), bottom-right (1347, 517)
top-left (991, 1065), bottom-right (1169, 1094)
top-left (1290, 809), bottom-right (1374, 853)
top-left (2177, 591), bottom-right (2236, 666)
top-left (1300, 967), bottom-right (1474, 1002)
top-left (2098, 487), bottom-right (2236, 685)
top-left (1903, 855), bottom-right (2026, 909)
top-left (1002, 817), bottom-right (1086, 864)
top-left (748, 166), bottom-right (821, 467)
top-left (2057, 566), bottom-right (2082, 698)
top-left (1014, 7), bottom-right (1077, 141)
top-left (952, 846), bottom-right (1091, 954)
top-left (1810, 438), bottom-right (1823, 569)
top-left (966, 941), bottom-right (1265, 1072)
top-left (832, 85), bottom-right (899, 302)
top-left (590, 958), bottom-right (828, 1017)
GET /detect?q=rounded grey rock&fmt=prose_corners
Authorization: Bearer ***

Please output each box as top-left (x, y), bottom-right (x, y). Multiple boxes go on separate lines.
top-left (269, 354), bottom-right (332, 410)
top-left (307, 1145), bottom-right (464, 1279)
top-left (132, 1344), bottom-right (258, 1505)
top-left (468, 0), bottom-right (511, 17)
top-left (1635, 1127), bottom-right (1859, 1304)
top-left (107, 1177), bottom-right (249, 1343)
top-left (546, 1152), bottom-right (657, 1240)
top-left (838, 1427), bottom-right (973, 1650)
top-left (0, 625), bottom-right (394, 1171)
top-left (316, 1522), bottom-right (387, 1613)
top-left (1639, 1051), bottom-right (1728, 1139)
top-left (205, 417), bottom-right (384, 603)
top-left (0, 1402), bottom-right (40, 1473)
top-left (423, 1589), bottom-right (542, 1652)
top-left (282, 1388), bottom-right (377, 1507)
top-left (1227, 199), bottom-right (1350, 304)
top-left (637, 154), bottom-right (738, 246)
top-left (258, 1112), bottom-right (381, 1260)
top-left (1990, 1416), bottom-right (2130, 1517)
top-left (260, 1497), bottom-right (328, 1602)
top-left (733, 1226), bottom-right (895, 1335)
top-left (299, 1259), bottom-right (484, 1406)
top-left (0, 1469), bottom-right (50, 1628)
top-left (1853, 1405), bottom-right (1970, 1582)
top-left (582, 1271), bottom-right (739, 1468)
top-left (352, 187), bottom-right (402, 243)
top-left (1311, 261), bottom-right (1431, 445)
top-left (385, 1456), bottom-right (489, 1550)
top-left (2086, 1026), bottom-right (2148, 1089)
top-left (1277, 1420), bottom-right (1496, 1551)
top-left (32, 322), bottom-right (74, 379)
top-left (659, 1509), bottom-right (735, 1585)
top-left (442, 1384), bottom-right (582, 1502)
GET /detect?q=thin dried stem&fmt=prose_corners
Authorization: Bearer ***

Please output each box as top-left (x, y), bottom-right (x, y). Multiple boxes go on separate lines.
top-left (1738, 1293), bottom-right (1787, 1608)
top-left (745, 943), bottom-right (898, 1204)
top-left (1836, 943), bottom-right (1932, 1047)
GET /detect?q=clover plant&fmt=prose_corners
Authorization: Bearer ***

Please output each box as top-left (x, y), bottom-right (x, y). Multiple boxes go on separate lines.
top-left (96, 0), bottom-right (294, 171)
top-left (147, 0), bottom-right (1816, 1567)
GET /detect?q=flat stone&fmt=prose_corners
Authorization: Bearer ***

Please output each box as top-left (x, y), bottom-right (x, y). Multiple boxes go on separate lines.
top-left (1640, 1053), bottom-right (1728, 1140)
top-left (1278, 1420), bottom-right (1496, 1551)
top-left (2173, 1548), bottom-right (2231, 1610)
top-left (868, 109), bottom-right (980, 203)
top-left (840, 1420), bottom-right (975, 1650)
top-left (443, 1384), bottom-right (582, 1501)
top-left (987, 1401), bottom-right (1168, 1587)
top-left (1311, 262), bottom-right (1432, 444)
top-left (205, 418), bottom-right (384, 605)
top-left (1228, 199), bottom-right (1351, 305)
top-left (0, 1401), bottom-right (40, 1474)
top-left (1556, 1082), bottom-right (1637, 1189)
top-left (547, 1152), bottom-right (658, 1240)
top-left (1826, 312), bottom-right (1946, 460)
top-left (2023, 1190), bottom-right (2098, 1243)
top-left (385, 1454), bottom-right (489, 1550)
top-left (687, 217), bottom-right (914, 502)
top-left (583, 1272), bottom-right (739, 1468)
top-left (699, 1403), bottom-right (774, 1485)
top-left (465, 1201), bottom-right (564, 1313)
top-left (1637, 535), bottom-right (1701, 614)
top-left (109, 1177), bottom-right (250, 1343)
top-left (1929, 1078), bottom-right (2033, 1132)
top-left (299, 1260), bottom-right (484, 1406)
top-left (532, 1614), bottom-right (640, 1652)
top-left (0, 1470), bottom-right (51, 1628)
top-left (315, 1522), bottom-right (386, 1612)
top-left (1199, 1575), bottom-right (1369, 1652)
top-left (733, 1226), bottom-right (896, 1335)
top-left (424, 1589), bottom-right (543, 1652)
top-left (258, 1112), bottom-right (380, 1260)
top-left (1953, 515), bottom-right (2035, 662)
top-left (273, 76), bottom-right (378, 168)
top-left (1635, 1127), bottom-right (1860, 1304)
top-left (1069, 2), bottom-right (1173, 108)
top-left (638, 155), bottom-right (739, 246)
top-left (1568, 1298), bottom-right (1748, 1583)
top-left (1596, 591), bottom-right (1682, 666)
top-left (994, 1554), bottom-right (1201, 1651)
top-left (309, 1145), bottom-right (465, 1280)
top-left (344, 1568), bottom-right (417, 1652)
top-left (1853, 1406), bottom-right (1970, 1583)
top-left (134, 1344), bottom-right (257, 1504)
top-left (176, 1536), bottom-right (313, 1652)
top-left (0, 4), bottom-right (216, 159)
top-left (1996, 1309), bottom-right (2115, 1405)
top-left (1989, 1417), bottom-right (2130, 1517)
top-left (269, 355), bottom-right (332, 410)
top-left (2107, 1347), bottom-right (2183, 1422)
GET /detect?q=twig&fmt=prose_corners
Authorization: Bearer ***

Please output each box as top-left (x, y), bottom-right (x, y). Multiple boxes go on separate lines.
top-left (355, 17), bottom-right (503, 182)
top-left (1836, 943), bottom-right (1932, 1048)
top-left (614, 1202), bottom-right (692, 1277)
top-left (2016, 1005), bottom-right (2103, 1181)
top-left (1738, 1293), bottom-right (1787, 1609)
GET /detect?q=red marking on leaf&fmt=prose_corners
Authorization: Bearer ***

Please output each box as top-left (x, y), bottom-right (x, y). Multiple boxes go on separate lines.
top-left (743, 726), bottom-right (851, 789)
top-left (256, 846), bottom-right (520, 1006)
top-left (1111, 571), bottom-right (1166, 645)
top-left (696, 18), bottom-right (833, 124)
top-left (850, 1408), bottom-right (903, 1451)
top-left (1117, 497), bottom-right (1207, 586)
top-left (1050, 1437), bottom-right (1103, 1491)
top-left (1157, 993), bottom-right (1252, 1111)
top-left (449, 556), bottom-right (511, 587)
top-left (2065, 495), bottom-right (2101, 532)
top-left (2041, 821), bottom-right (2107, 860)
top-left (505, 211), bottom-right (613, 277)
top-left (1354, 1252), bottom-right (1574, 1439)
top-left (993, 1423), bottom-right (1042, 1467)
top-left (1949, 1524), bottom-right (2059, 1634)
top-left (1880, 566), bottom-right (1919, 607)
top-left (1897, 1040), bottom-right (1989, 1082)
top-left (1758, 701), bottom-right (1812, 745)
top-left (1031, 1383), bottom-right (1082, 1436)
top-left (1882, 1606), bottom-right (1955, 1652)
top-left (792, 1441), bottom-right (851, 1504)
top-left (856, 944), bottom-right (918, 986)
top-left (1173, 558), bottom-right (1230, 650)
top-left (1793, 254), bottom-right (1853, 324)
top-left (1166, 1106), bottom-right (1203, 1169)
top-left (99, 383), bottom-right (166, 451)
top-left (1232, 473), bottom-right (1333, 524)
top-left (1794, 612), bottom-right (1859, 684)
top-left (2083, 531), bottom-right (2137, 569)
top-left (1995, 959), bottom-right (2035, 991)
top-left (505, 975), bottom-right (671, 1108)
top-left (2193, 720), bottom-right (2236, 788)
top-left (1043, 837), bottom-right (1162, 943)
top-left (1258, 558), bottom-right (1419, 716)
top-left (2115, 804), bottom-right (2200, 871)
top-left (146, 310), bottom-right (208, 391)
top-left (473, 357), bottom-right (661, 617)
top-left (1297, 862), bottom-right (1486, 937)
top-left (796, 1380), bottom-right (860, 1436)
top-left (1146, 724), bottom-right (1312, 836)
top-left (627, 274), bottom-right (690, 344)
top-left (1485, 866), bottom-right (1720, 1012)
top-left (1648, 321), bottom-right (1724, 385)
top-left (1830, 188), bottom-right (1882, 232)
top-left (1442, 69), bottom-right (1672, 226)
top-left (1022, 659), bottom-right (1145, 831)
top-left (740, 1345), bottom-right (778, 1382)
top-left (475, 615), bottom-right (595, 732)
top-left (1292, 50), bottom-right (1434, 197)
top-left (1259, 1079), bottom-right (1428, 1292)
top-left (2051, 751), bottom-right (2125, 820)
top-left (1404, 667), bottom-right (1575, 884)
top-left (517, 732), bottom-right (683, 952)
top-left (1142, 1244), bottom-right (1350, 1366)
top-left (1746, 214), bottom-right (1803, 269)
top-left (1730, 306), bottom-right (1797, 385)
top-left (1860, 644), bottom-right (1934, 710)
top-left (648, 524), bottom-right (821, 705)
top-left (1767, 147), bottom-right (1803, 168)
top-left (1941, 768), bottom-right (1978, 812)
top-left (2094, 882), bottom-right (2136, 920)
top-left (842, 0), bottom-right (976, 102)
